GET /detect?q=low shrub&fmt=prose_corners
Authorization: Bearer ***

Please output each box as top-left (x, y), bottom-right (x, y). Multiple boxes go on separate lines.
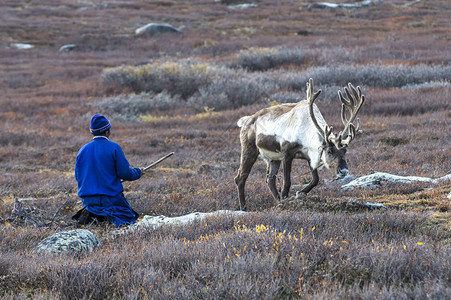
top-left (401, 80), bottom-right (450, 91)
top-left (100, 60), bottom-right (277, 112)
top-left (279, 64), bottom-right (451, 90)
top-left (231, 47), bottom-right (312, 71)
top-left (91, 91), bottom-right (182, 121)
top-left (187, 74), bottom-right (275, 111)
top-left (101, 60), bottom-right (223, 98)
top-left (266, 91), bottom-right (300, 104)
top-left (264, 85), bottom-right (346, 105)
top-left (367, 85), bottom-right (450, 116)
top-left (101, 58), bottom-right (449, 115)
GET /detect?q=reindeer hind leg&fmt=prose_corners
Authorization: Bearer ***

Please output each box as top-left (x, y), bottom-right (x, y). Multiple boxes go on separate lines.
top-left (235, 146), bottom-right (259, 211)
top-left (281, 155), bottom-right (293, 199)
top-left (266, 160), bottom-right (281, 204)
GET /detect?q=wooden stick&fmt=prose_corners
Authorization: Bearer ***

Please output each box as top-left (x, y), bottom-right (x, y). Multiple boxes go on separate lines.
top-left (143, 152), bottom-right (174, 171)
top-left (121, 152), bottom-right (174, 183)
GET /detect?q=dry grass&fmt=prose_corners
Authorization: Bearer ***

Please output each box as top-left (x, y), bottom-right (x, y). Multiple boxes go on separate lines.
top-left (0, 0), bottom-right (450, 299)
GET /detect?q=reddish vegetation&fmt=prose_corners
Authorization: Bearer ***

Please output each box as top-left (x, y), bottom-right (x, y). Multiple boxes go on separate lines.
top-left (0, 0), bottom-right (449, 298)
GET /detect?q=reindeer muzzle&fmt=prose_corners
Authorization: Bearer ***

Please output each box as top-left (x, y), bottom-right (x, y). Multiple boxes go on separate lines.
top-left (336, 168), bottom-right (349, 179)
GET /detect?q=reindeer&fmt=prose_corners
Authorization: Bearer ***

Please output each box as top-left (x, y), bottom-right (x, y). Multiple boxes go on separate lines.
top-left (234, 78), bottom-right (365, 210)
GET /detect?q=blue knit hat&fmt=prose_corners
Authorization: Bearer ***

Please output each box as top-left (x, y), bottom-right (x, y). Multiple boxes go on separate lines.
top-left (90, 114), bottom-right (111, 135)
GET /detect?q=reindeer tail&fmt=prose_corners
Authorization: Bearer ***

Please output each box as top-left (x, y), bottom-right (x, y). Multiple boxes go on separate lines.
top-left (237, 116), bottom-right (250, 128)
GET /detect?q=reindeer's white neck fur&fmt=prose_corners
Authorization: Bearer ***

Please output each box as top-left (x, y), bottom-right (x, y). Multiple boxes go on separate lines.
top-left (254, 101), bottom-right (328, 169)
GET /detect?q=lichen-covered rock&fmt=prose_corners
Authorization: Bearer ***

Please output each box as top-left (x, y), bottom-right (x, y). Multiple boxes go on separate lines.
top-left (228, 4), bottom-right (257, 10)
top-left (110, 210), bottom-right (247, 238)
top-left (135, 23), bottom-right (182, 36)
top-left (8, 43), bottom-right (34, 50)
top-left (341, 172), bottom-right (451, 190)
top-left (35, 229), bottom-right (99, 254)
top-left (308, 1), bottom-right (375, 9)
top-left (217, 0), bottom-right (261, 4)
top-left (59, 44), bottom-right (77, 52)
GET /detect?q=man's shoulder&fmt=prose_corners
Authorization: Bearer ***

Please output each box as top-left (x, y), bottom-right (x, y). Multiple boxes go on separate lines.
top-left (105, 139), bottom-right (122, 149)
top-left (78, 138), bottom-right (123, 157)
top-left (78, 140), bottom-right (93, 152)
top-left (79, 138), bottom-right (118, 150)
top-left (92, 137), bottom-right (119, 145)
top-left (95, 138), bottom-right (123, 153)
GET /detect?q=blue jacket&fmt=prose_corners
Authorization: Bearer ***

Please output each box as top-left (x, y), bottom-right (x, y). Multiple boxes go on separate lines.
top-left (75, 136), bottom-right (142, 197)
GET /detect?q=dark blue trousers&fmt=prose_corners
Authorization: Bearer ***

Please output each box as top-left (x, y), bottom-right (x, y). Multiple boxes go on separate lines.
top-left (81, 193), bottom-right (139, 227)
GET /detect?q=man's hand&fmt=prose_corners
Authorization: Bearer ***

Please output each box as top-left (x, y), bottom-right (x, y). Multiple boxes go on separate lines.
top-left (140, 167), bottom-right (153, 176)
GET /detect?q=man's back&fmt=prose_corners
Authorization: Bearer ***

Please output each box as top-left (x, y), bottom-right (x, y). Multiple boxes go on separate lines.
top-left (75, 136), bottom-right (141, 197)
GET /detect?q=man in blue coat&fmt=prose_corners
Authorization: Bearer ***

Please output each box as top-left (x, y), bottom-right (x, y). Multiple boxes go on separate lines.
top-left (73, 114), bottom-right (143, 227)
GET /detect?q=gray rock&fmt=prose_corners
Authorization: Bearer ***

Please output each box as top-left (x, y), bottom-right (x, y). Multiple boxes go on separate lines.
top-left (398, 0), bottom-right (421, 7)
top-left (228, 4), bottom-right (257, 9)
top-left (135, 23), bottom-right (182, 36)
top-left (217, 0), bottom-right (261, 3)
top-left (59, 44), bottom-right (77, 52)
top-left (35, 229), bottom-right (99, 254)
top-left (335, 174), bottom-right (356, 185)
top-left (8, 43), bottom-right (34, 50)
top-left (341, 172), bottom-right (451, 190)
top-left (110, 210), bottom-right (247, 238)
top-left (308, 1), bottom-right (375, 9)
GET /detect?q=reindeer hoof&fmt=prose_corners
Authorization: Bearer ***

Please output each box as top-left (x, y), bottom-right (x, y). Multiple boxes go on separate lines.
top-left (295, 191), bottom-right (307, 200)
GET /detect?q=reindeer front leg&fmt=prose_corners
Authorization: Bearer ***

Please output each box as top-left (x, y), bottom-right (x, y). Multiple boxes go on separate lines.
top-left (299, 168), bottom-right (319, 194)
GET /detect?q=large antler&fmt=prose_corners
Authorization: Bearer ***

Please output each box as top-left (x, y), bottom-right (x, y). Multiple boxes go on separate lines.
top-left (307, 78), bottom-right (335, 146)
top-left (307, 78), bottom-right (325, 136)
top-left (336, 83), bottom-right (365, 146)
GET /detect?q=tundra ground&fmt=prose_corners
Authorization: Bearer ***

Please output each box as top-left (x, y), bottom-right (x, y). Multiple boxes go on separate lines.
top-left (0, 1), bottom-right (449, 299)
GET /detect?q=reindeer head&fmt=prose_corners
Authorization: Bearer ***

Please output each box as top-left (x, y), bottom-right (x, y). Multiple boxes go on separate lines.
top-left (306, 78), bottom-right (365, 179)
